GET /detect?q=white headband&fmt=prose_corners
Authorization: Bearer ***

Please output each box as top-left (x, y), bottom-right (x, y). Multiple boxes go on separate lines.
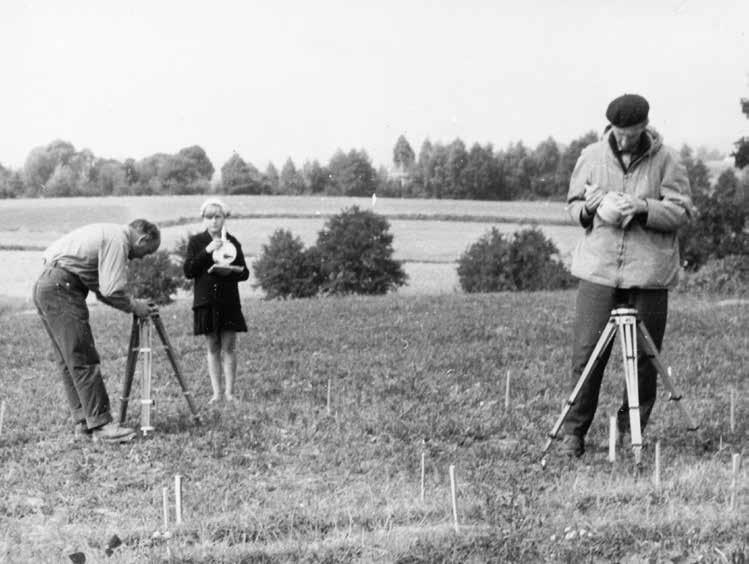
top-left (200, 198), bottom-right (230, 217)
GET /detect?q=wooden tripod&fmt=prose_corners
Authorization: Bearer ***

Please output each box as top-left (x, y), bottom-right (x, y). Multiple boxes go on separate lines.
top-left (542, 307), bottom-right (698, 465)
top-left (119, 313), bottom-right (201, 435)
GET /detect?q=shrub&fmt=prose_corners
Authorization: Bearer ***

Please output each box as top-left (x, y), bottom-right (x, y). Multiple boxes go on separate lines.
top-left (252, 229), bottom-right (322, 299)
top-left (677, 255), bottom-right (749, 296)
top-left (679, 191), bottom-right (748, 272)
top-left (252, 207), bottom-right (407, 299)
top-left (127, 249), bottom-right (183, 305)
top-left (316, 206), bottom-right (407, 295)
top-left (171, 235), bottom-right (196, 292)
top-left (457, 226), bottom-right (575, 293)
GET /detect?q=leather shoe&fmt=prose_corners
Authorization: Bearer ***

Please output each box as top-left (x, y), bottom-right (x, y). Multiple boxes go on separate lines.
top-left (91, 422), bottom-right (136, 443)
top-left (73, 421), bottom-right (93, 440)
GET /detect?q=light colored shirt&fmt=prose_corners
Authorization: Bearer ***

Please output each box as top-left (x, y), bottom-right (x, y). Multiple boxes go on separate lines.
top-left (42, 223), bottom-right (135, 312)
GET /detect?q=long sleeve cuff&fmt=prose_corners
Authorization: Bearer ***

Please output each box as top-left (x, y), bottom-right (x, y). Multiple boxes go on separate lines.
top-left (97, 291), bottom-right (135, 313)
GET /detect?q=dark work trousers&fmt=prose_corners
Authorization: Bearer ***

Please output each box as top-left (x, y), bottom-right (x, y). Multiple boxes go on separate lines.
top-left (562, 279), bottom-right (668, 439)
top-left (32, 266), bottom-right (112, 429)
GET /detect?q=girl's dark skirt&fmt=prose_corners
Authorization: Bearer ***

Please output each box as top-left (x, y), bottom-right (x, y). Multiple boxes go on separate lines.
top-left (193, 305), bottom-right (247, 335)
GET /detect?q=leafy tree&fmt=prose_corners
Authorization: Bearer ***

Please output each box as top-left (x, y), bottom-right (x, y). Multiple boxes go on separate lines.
top-left (177, 145), bottom-right (215, 181)
top-left (457, 227), bottom-right (574, 292)
top-left (732, 98), bottom-right (749, 169)
top-left (457, 227), bottom-right (514, 292)
top-left (459, 143), bottom-right (502, 200)
top-left (680, 145), bottom-right (711, 196)
top-left (153, 149), bottom-right (213, 195)
top-left (375, 165), bottom-right (404, 197)
top-left (0, 163), bottom-right (21, 198)
top-left (732, 140), bottom-right (749, 170)
top-left (530, 137), bottom-right (561, 198)
top-left (555, 131), bottom-right (599, 198)
top-left (412, 139), bottom-right (435, 198)
top-left (279, 157), bottom-right (306, 195)
top-left (45, 164), bottom-right (77, 197)
top-left (327, 150), bottom-right (377, 197)
top-left (679, 189), bottom-right (748, 271)
top-left (134, 153), bottom-right (167, 194)
top-left (316, 206), bottom-right (407, 295)
top-left (94, 159), bottom-right (128, 196)
top-left (252, 229), bottom-right (322, 299)
top-left (426, 143), bottom-right (451, 199)
top-left (500, 141), bottom-right (533, 198)
top-left (23, 140), bottom-right (77, 196)
top-left (678, 254), bottom-right (749, 295)
top-left (696, 146), bottom-right (725, 162)
top-left (220, 153), bottom-right (263, 194)
top-left (265, 163), bottom-right (280, 194)
top-left (713, 168), bottom-right (739, 204)
top-left (444, 139), bottom-right (469, 198)
top-left (127, 250), bottom-right (183, 305)
top-left (252, 207), bottom-right (406, 298)
top-left (393, 134), bottom-right (415, 170)
top-left (124, 158), bottom-right (138, 186)
top-left (302, 160), bottom-right (330, 194)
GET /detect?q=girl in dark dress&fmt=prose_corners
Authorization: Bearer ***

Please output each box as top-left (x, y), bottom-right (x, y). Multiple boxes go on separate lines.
top-left (183, 198), bottom-right (249, 403)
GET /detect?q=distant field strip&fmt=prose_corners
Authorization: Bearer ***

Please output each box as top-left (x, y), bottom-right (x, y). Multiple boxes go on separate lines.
top-left (0, 194), bottom-right (570, 229)
top-left (157, 211), bottom-right (575, 228)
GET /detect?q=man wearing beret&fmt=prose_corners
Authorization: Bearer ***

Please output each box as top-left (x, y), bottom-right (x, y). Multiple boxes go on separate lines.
top-left (560, 93), bottom-right (694, 457)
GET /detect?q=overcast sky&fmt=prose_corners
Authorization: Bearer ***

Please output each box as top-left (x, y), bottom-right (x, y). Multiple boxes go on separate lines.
top-left (1, 0), bottom-right (747, 173)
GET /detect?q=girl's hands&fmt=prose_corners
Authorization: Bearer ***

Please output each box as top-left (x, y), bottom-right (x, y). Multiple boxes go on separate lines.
top-left (206, 239), bottom-right (223, 253)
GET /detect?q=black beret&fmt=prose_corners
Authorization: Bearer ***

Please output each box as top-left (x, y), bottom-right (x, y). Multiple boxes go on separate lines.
top-left (606, 94), bottom-right (649, 127)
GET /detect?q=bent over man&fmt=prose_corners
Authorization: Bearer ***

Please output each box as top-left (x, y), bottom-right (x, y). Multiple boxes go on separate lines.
top-left (561, 94), bottom-right (694, 457)
top-left (33, 219), bottom-right (160, 442)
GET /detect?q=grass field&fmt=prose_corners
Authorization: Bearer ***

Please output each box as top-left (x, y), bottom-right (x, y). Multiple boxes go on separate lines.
top-left (0, 292), bottom-right (746, 562)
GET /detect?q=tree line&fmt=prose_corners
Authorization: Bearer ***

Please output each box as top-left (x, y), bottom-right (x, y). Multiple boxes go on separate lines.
top-left (0, 130), bottom-right (743, 202)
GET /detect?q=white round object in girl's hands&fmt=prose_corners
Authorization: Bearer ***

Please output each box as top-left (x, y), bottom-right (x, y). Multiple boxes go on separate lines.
top-left (212, 242), bottom-right (237, 265)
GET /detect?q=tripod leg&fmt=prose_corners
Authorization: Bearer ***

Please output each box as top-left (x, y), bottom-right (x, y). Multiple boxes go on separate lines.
top-left (617, 314), bottom-right (642, 465)
top-left (140, 318), bottom-right (155, 435)
top-left (151, 314), bottom-right (201, 425)
top-left (541, 318), bottom-right (618, 457)
top-left (637, 322), bottom-right (699, 431)
top-left (118, 315), bottom-right (140, 425)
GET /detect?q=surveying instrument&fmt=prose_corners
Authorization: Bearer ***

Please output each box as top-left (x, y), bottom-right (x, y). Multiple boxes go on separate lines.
top-left (541, 306), bottom-right (699, 465)
top-left (118, 311), bottom-right (201, 436)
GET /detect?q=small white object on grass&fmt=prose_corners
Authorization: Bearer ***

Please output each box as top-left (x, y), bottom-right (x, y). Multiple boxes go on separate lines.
top-left (731, 453), bottom-right (742, 511)
top-left (608, 416), bottom-right (616, 463)
top-left (504, 370), bottom-right (511, 410)
top-left (449, 464), bottom-right (459, 533)
top-left (654, 441), bottom-right (661, 490)
top-left (420, 452), bottom-right (425, 502)
top-left (174, 475), bottom-right (183, 525)
top-left (162, 487), bottom-right (169, 531)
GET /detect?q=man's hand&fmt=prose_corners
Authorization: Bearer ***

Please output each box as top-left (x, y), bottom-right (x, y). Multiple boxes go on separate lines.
top-left (618, 193), bottom-right (648, 216)
top-left (615, 194), bottom-right (647, 228)
top-left (206, 240), bottom-right (223, 253)
top-left (132, 299), bottom-right (157, 318)
top-left (583, 183), bottom-right (605, 215)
